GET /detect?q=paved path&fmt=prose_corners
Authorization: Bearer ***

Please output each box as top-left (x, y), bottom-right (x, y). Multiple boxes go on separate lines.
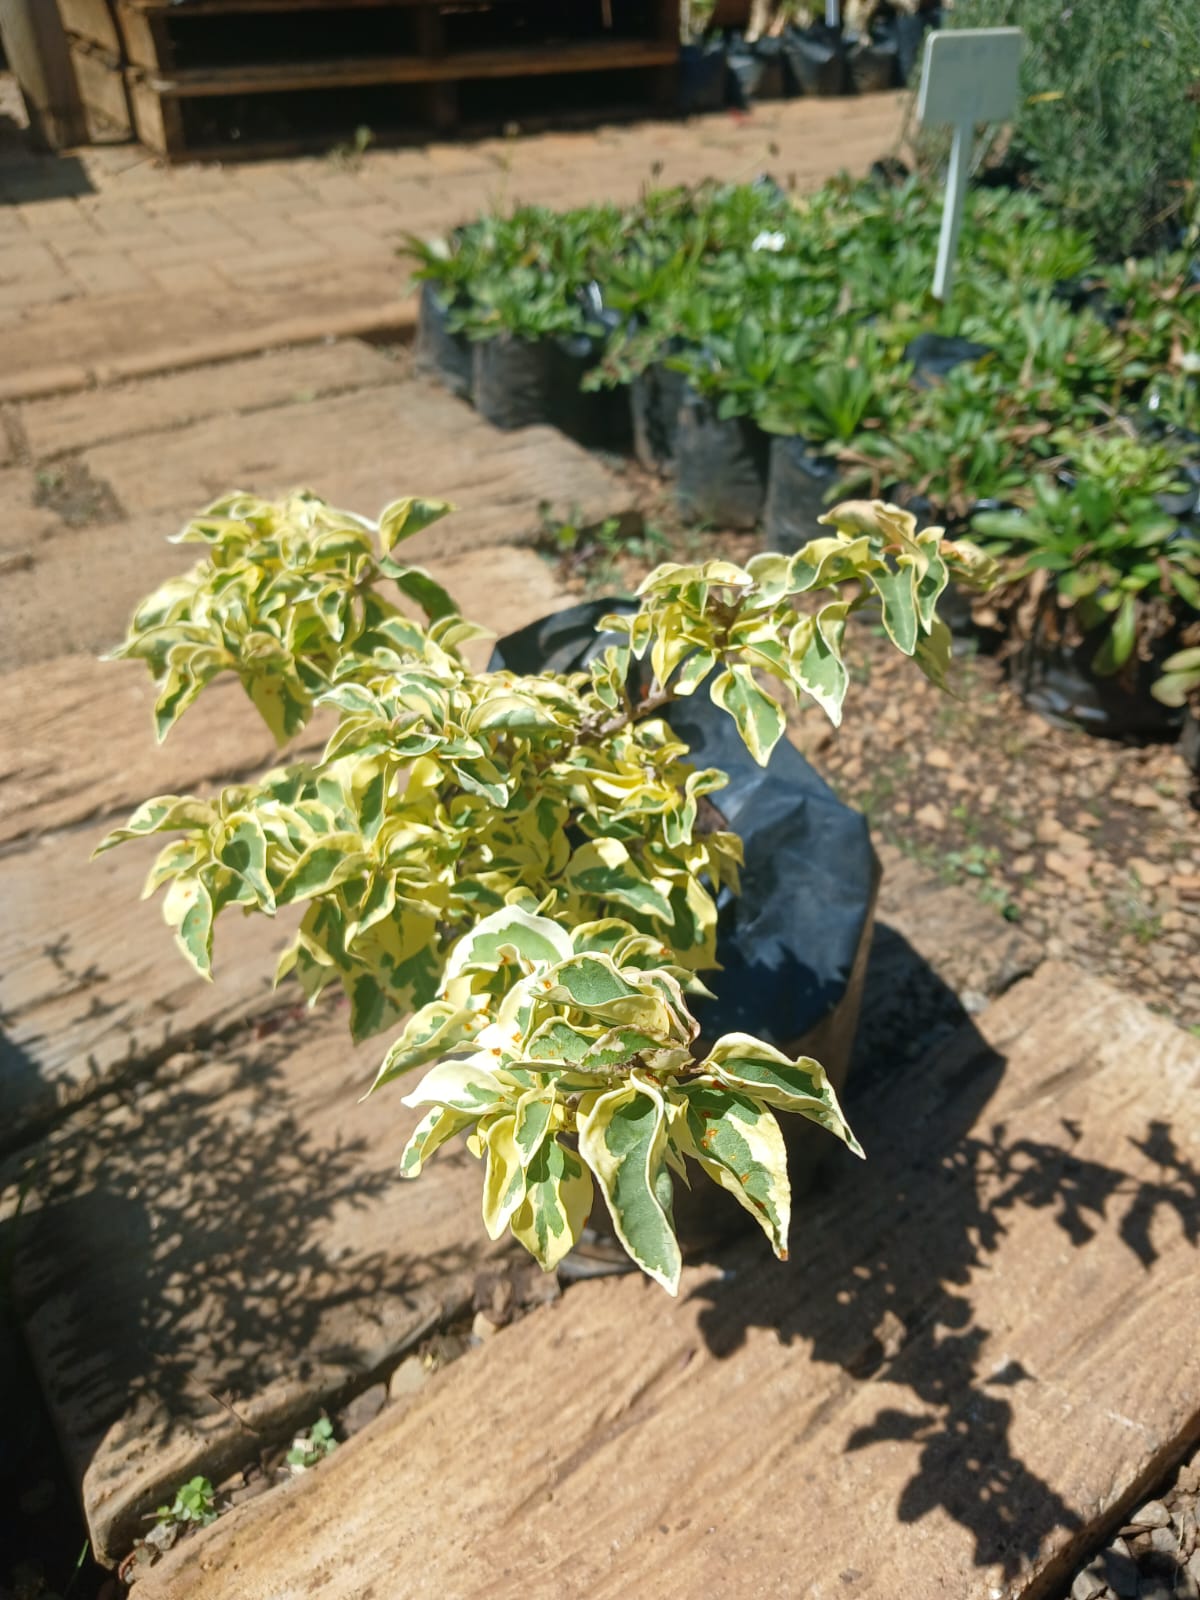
top-left (0, 78), bottom-right (906, 398)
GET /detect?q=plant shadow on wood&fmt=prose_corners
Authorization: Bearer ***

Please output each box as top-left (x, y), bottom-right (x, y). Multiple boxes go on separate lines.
top-left (687, 925), bottom-right (1200, 1584)
top-left (0, 1004), bottom-right (483, 1556)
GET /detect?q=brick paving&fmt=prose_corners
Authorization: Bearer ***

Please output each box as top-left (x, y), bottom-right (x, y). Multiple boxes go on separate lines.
top-left (0, 73), bottom-right (906, 398)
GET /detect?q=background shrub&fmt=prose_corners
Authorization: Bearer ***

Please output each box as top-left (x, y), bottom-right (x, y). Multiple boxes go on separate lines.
top-left (944, 0), bottom-right (1200, 257)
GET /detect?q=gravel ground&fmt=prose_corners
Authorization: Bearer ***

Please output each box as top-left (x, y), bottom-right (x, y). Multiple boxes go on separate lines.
top-left (1063, 1453), bottom-right (1200, 1600)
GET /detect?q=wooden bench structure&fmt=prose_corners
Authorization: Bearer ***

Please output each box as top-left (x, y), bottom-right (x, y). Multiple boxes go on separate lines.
top-left (57, 0), bottom-right (681, 161)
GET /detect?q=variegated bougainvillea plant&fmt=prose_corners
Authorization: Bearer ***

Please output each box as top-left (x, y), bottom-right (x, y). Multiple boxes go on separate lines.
top-left (100, 491), bottom-right (989, 1292)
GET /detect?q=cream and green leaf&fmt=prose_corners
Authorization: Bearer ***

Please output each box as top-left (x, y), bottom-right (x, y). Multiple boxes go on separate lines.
top-left (101, 490), bottom-right (985, 1290)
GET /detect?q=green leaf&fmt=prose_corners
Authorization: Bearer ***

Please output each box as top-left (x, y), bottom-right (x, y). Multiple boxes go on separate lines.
top-left (162, 875), bottom-right (215, 979)
top-left (701, 1032), bottom-right (863, 1156)
top-left (480, 1113), bottom-right (527, 1240)
top-left (709, 663), bottom-right (786, 766)
top-left (513, 1089), bottom-right (554, 1167)
top-left (869, 563), bottom-right (919, 656)
top-left (443, 906), bottom-right (573, 982)
top-left (1091, 593), bottom-right (1137, 675)
top-left (275, 834), bottom-right (368, 904)
top-left (671, 1081), bottom-right (791, 1257)
top-left (789, 604), bottom-right (850, 726)
top-left (544, 954), bottom-right (645, 1010)
top-left (368, 1002), bottom-right (478, 1093)
top-left (402, 1058), bottom-right (511, 1116)
top-left (400, 1105), bottom-right (473, 1178)
top-left (218, 815), bottom-right (274, 909)
top-left (565, 839), bottom-right (674, 921)
top-left (510, 1136), bottom-right (593, 1272)
top-left (385, 562), bottom-right (460, 623)
top-left (377, 497), bottom-right (454, 552)
top-left (577, 1080), bottom-right (680, 1293)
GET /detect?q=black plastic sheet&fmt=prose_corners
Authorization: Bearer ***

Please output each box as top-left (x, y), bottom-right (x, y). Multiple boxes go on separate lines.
top-left (415, 282), bottom-right (473, 399)
top-left (675, 386), bottom-right (770, 528)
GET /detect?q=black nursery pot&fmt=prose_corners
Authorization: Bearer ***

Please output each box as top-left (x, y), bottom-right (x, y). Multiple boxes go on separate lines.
top-left (415, 281), bottom-right (473, 398)
top-left (763, 432), bottom-right (842, 554)
top-left (1014, 598), bottom-right (1186, 742)
top-left (781, 23), bottom-right (847, 97)
top-left (630, 361), bottom-right (687, 475)
top-left (675, 386), bottom-right (770, 529)
top-left (848, 36), bottom-right (898, 94)
top-left (679, 41), bottom-right (728, 114)
top-left (472, 330), bottom-right (631, 450)
top-left (726, 38), bottom-right (786, 106)
top-left (488, 599), bottom-right (881, 1271)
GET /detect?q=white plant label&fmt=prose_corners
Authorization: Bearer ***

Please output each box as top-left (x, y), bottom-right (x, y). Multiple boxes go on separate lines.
top-left (917, 27), bottom-right (1023, 301)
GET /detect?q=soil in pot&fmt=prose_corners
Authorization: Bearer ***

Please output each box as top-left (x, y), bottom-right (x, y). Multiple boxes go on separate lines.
top-left (489, 599), bottom-right (881, 1276)
top-left (763, 432), bottom-right (842, 554)
top-left (631, 361), bottom-right (687, 475)
top-left (675, 386), bottom-right (770, 529)
top-left (415, 281), bottom-right (473, 399)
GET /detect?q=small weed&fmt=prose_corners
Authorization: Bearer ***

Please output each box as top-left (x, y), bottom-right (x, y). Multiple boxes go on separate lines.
top-left (155, 1476), bottom-right (217, 1530)
top-left (536, 508), bottom-right (668, 595)
top-left (1104, 879), bottom-right (1163, 946)
top-left (287, 1415), bottom-right (337, 1473)
top-left (328, 125), bottom-right (374, 168)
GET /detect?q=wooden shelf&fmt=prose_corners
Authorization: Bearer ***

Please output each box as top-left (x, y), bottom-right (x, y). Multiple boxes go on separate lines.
top-left (140, 39), bottom-right (678, 98)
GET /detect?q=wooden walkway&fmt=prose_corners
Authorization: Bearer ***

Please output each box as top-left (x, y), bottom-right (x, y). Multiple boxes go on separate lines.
top-left (1, 340), bottom-right (1198, 1596)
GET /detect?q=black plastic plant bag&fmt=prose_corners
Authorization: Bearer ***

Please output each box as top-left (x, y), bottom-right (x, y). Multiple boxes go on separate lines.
top-left (848, 35), bottom-right (898, 94)
top-left (781, 23), bottom-right (847, 97)
top-left (679, 40), bottom-right (728, 113)
top-left (631, 361), bottom-right (687, 474)
top-left (675, 386), bottom-right (770, 529)
top-left (904, 332), bottom-right (993, 388)
top-left (550, 334), bottom-right (634, 453)
top-left (895, 12), bottom-right (931, 85)
top-left (725, 40), bottom-right (764, 108)
top-left (752, 36), bottom-right (788, 99)
top-left (487, 597), bottom-right (879, 1060)
top-left (472, 333), bottom-right (556, 430)
top-left (415, 281), bottom-right (473, 399)
top-left (1015, 613), bottom-right (1185, 741)
top-left (763, 433), bottom-right (842, 554)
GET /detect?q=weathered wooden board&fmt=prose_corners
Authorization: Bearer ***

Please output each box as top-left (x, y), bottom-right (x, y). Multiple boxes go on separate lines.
top-left (0, 826), bottom-right (299, 1147)
top-left (8, 1009), bottom-right (508, 1566)
top-left (17, 340), bottom-right (405, 461)
top-left (137, 962), bottom-right (1200, 1600)
top-left (0, 545), bottom-right (567, 842)
top-left (79, 379), bottom-right (638, 556)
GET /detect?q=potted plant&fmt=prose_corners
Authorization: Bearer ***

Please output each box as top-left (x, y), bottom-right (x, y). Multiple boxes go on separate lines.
top-left (99, 491), bottom-right (988, 1292)
top-left (972, 452), bottom-right (1200, 739)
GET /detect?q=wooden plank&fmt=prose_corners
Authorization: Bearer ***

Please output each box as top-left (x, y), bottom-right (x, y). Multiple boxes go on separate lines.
top-left (17, 339), bottom-right (404, 460)
top-left (0, 824), bottom-right (300, 1150)
top-left (58, 0), bottom-right (122, 56)
top-left (135, 961), bottom-right (1200, 1600)
top-left (126, 70), bottom-right (181, 156)
top-left (138, 39), bottom-right (678, 98)
top-left (112, 0), bottom-right (171, 75)
top-left (6, 1008), bottom-right (511, 1567)
top-left (67, 40), bottom-right (134, 141)
top-left (77, 380), bottom-right (638, 559)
